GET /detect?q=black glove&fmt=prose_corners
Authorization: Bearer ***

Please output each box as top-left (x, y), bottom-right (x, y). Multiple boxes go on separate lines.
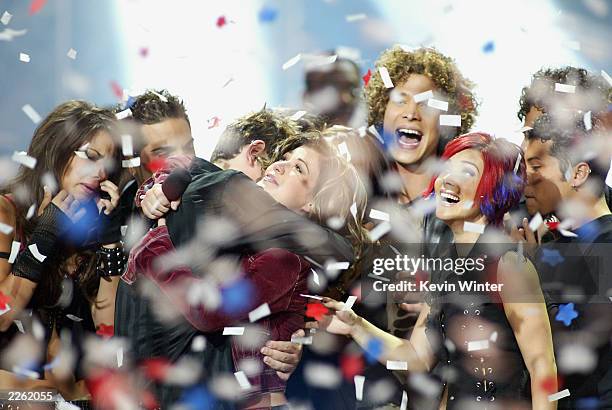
top-left (97, 204), bottom-right (124, 245)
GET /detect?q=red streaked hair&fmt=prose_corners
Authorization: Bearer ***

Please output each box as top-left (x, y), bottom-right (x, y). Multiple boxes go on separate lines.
top-left (424, 132), bottom-right (526, 225)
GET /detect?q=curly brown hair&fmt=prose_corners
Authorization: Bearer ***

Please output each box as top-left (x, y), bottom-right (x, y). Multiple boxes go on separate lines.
top-left (517, 66), bottom-right (612, 121)
top-left (365, 46), bottom-right (478, 136)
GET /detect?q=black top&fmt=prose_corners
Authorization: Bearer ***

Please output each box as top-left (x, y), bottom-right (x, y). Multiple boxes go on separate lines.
top-left (425, 238), bottom-right (530, 407)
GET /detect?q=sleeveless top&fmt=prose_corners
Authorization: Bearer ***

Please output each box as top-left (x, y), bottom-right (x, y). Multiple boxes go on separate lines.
top-left (424, 237), bottom-right (530, 408)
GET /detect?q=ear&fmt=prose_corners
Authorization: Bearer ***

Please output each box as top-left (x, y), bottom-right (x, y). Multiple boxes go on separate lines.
top-left (247, 140), bottom-right (266, 166)
top-left (571, 162), bottom-right (591, 189)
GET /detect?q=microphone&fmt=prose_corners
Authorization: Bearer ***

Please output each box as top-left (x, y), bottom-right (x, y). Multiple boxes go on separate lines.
top-left (161, 168), bottom-right (191, 202)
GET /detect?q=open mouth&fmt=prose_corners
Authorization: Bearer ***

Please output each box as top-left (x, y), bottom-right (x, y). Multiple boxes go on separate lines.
top-left (440, 191), bottom-right (460, 205)
top-left (395, 128), bottom-right (422, 149)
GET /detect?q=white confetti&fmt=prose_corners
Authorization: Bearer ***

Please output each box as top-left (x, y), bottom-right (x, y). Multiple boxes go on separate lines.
top-left (354, 375), bottom-right (365, 401)
top-left (555, 83), bottom-right (576, 93)
top-left (22, 104), bottom-right (41, 124)
top-left (326, 261), bottom-right (349, 270)
top-left (378, 67), bottom-right (394, 88)
top-left (413, 90), bottom-right (433, 103)
top-left (26, 204), bottom-right (36, 220)
top-left (345, 13), bottom-right (366, 22)
top-left (0, 222), bottom-right (13, 235)
top-left (56, 400), bottom-right (80, 410)
top-left (602, 70), bottom-right (612, 87)
top-left (518, 125), bottom-right (533, 133)
top-left (151, 90), bottom-right (168, 102)
top-left (439, 115), bottom-right (461, 127)
top-left (368, 221), bottom-right (391, 242)
top-left (291, 335), bottom-right (313, 345)
top-left (223, 327), bottom-right (245, 336)
top-left (400, 390), bottom-right (408, 410)
top-left (121, 134), bottom-right (134, 156)
top-left (117, 347), bottom-right (123, 367)
top-left (343, 295), bottom-right (357, 311)
top-left (248, 303), bottom-right (271, 323)
top-left (120, 225), bottom-right (128, 236)
top-left (191, 335), bottom-right (207, 352)
top-left (300, 294), bottom-right (323, 300)
top-left (467, 339), bottom-right (489, 351)
top-left (311, 268), bottom-right (320, 285)
top-left (548, 389), bottom-right (570, 402)
top-left (369, 209), bottom-right (390, 221)
top-left (463, 221), bottom-right (485, 234)
top-left (350, 202), bottom-right (357, 218)
top-left (122, 157), bottom-right (141, 168)
top-left (19, 52), bottom-right (30, 62)
top-left (66, 48), bottom-right (77, 60)
top-left (282, 53), bottom-right (301, 70)
top-left (0, 28), bottom-right (27, 41)
top-left (234, 371), bottom-right (252, 389)
top-left (529, 212), bottom-right (543, 231)
top-left (304, 363), bottom-right (341, 388)
top-left (65, 314), bottom-right (82, 322)
top-left (8, 241), bottom-right (19, 263)
top-left (584, 111), bottom-right (592, 131)
top-left (386, 360), bottom-right (408, 370)
top-left (290, 110), bottom-right (307, 121)
top-left (13, 319), bottom-right (24, 333)
top-left (514, 152), bottom-right (522, 173)
top-left (28, 243), bottom-right (46, 262)
top-left (489, 331), bottom-right (498, 342)
top-left (0, 303), bottom-right (10, 316)
top-left (1, 11), bottom-right (12, 25)
top-left (558, 228), bottom-right (578, 238)
top-left (12, 365), bottom-right (39, 379)
top-left (338, 141), bottom-right (351, 161)
top-left (115, 108), bottom-right (132, 120)
top-left (427, 98), bottom-right (448, 112)
top-left (368, 125), bottom-right (384, 145)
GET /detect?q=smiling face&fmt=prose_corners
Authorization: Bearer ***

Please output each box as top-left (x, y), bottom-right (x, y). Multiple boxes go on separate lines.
top-left (434, 149), bottom-right (483, 223)
top-left (61, 130), bottom-right (116, 201)
top-left (383, 74), bottom-right (441, 166)
top-left (257, 146), bottom-right (322, 214)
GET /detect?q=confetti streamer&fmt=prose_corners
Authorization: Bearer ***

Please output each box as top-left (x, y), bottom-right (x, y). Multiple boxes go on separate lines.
top-left (234, 371), bottom-right (252, 389)
top-left (222, 327), bottom-right (245, 336)
top-left (28, 243), bottom-right (46, 262)
top-left (345, 13), bottom-right (366, 22)
top-left (439, 115), bottom-right (461, 127)
top-left (22, 104), bottom-right (41, 124)
top-left (369, 209), bottom-right (390, 221)
top-left (548, 389), bottom-right (570, 402)
top-left (282, 53), bottom-right (301, 70)
top-left (413, 90), bottom-right (433, 103)
top-left (354, 375), bottom-right (365, 401)
top-left (463, 221), bottom-right (485, 234)
top-left (248, 303), bottom-right (271, 322)
top-left (378, 67), bottom-right (394, 88)
top-left (121, 135), bottom-right (134, 156)
top-left (555, 83), bottom-right (576, 93)
top-left (386, 360), bottom-right (408, 370)
top-left (0, 222), bottom-right (13, 235)
top-left (8, 241), bottom-right (19, 264)
top-left (29, 0), bottom-right (47, 15)
top-left (289, 110), bottom-right (307, 121)
top-left (602, 70), bottom-right (612, 87)
top-left (300, 294), bottom-right (323, 300)
top-left (467, 339), bottom-right (489, 351)
top-left (1, 11), bottom-right (12, 25)
top-left (427, 98), bottom-right (448, 111)
top-left (122, 157), bottom-right (141, 168)
top-left (19, 52), bottom-right (30, 62)
top-left (115, 108), bottom-right (132, 120)
top-left (529, 212), bottom-right (543, 231)
top-left (66, 48), bottom-right (77, 60)
top-left (343, 295), bottom-right (357, 311)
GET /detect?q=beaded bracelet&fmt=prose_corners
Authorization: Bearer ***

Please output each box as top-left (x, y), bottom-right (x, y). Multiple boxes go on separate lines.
top-left (96, 244), bottom-right (128, 278)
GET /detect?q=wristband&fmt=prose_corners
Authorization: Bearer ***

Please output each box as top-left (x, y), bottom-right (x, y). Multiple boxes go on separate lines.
top-left (96, 244), bottom-right (128, 278)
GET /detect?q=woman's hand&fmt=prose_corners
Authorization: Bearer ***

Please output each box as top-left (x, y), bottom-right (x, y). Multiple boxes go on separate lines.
top-left (96, 180), bottom-right (120, 215)
top-left (319, 297), bottom-right (361, 336)
top-left (37, 187), bottom-right (82, 221)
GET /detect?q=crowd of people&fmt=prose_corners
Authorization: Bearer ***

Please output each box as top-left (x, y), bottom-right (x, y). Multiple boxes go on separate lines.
top-left (0, 45), bottom-right (611, 410)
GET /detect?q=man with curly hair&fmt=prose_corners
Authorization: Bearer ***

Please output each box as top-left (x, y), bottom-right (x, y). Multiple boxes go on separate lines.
top-left (365, 46), bottom-right (478, 205)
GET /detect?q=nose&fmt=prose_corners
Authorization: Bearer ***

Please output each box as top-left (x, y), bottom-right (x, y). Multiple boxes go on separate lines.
top-left (400, 97), bottom-right (420, 121)
top-left (441, 171), bottom-right (460, 191)
top-left (272, 161), bottom-right (286, 175)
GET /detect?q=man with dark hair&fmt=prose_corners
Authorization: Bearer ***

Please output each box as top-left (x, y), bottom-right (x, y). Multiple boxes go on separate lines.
top-left (519, 114), bottom-right (612, 409)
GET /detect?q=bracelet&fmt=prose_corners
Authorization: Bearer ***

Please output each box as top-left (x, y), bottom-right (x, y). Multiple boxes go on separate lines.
top-left (96, 244), bottom-right (128, 278)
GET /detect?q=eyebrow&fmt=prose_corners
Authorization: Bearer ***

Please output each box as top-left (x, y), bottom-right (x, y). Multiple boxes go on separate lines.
top-left (526, 156), bottom-right (541, 162)
top-left (461, 160), bottom-right (480, 172)
top-left (297, 158), bottom-right (310, 174)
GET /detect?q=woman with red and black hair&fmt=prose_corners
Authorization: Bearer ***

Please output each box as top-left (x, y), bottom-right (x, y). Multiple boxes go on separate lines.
top-left (319, 133), bottom-right (558, 409)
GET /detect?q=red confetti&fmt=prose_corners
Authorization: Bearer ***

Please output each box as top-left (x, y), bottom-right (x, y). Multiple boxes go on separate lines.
top-left (340, 354), bottom-right (364, 380)
top-left (139, 47), bottom-right (149, 58)
top-left (146, 157), bottom-right (168, 174)
top-left (540, 375), bottom-right (563, 394)
top-left (207, 116), bottom-right (222, 129)
top-left (362, 69), bottom-right (372, 87)
top-left (305, 303), bottom-right (329, 321)
top-left (29, 0), bottom-right (47, 15)
top-left (96, 324), bottom-right (114, 339)
top-left (110, 81), bottom-right (124, 100)
top-left (0, 291), bottom-right (11, 310)
top-left (546, 221), bottom-right (559, 230)
top-left (142, 358), bottom-right (171, 381)
top-left (216, 16), bottom-right (227, 28)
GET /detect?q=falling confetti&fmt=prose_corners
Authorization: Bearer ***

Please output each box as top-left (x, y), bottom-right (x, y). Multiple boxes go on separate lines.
top-left (1, 11), bottom-right (12, 25)
top-left (482, 41), bottom-right (495, 53)
top-left (341, 354), bottom-right (364, 379)
top-left (216, 16), bottom-right (227, 28)
top-left (354, 374), bottom-right (365, 400)
top-left (346, 13), bottom-right (367, 22)
top-left (110, 81), bottom-right (124, 100)
top-left (555, 303), bottom-right (578, 326)
top-left (362, 69), bottom-right (372, 86)
top-left (66, 48), bottom-right (77, 60)
top-left (96, 324), bottom-right (114, 339)
top-left (29, 0), bottom-right (47, 15)
top-left (258, 6), bottom-right (278, 23)
top-left (207, 116), bottom-right (222, 129)
top-left (0, 28), bottom-right (28, 41)
top-left (19, 52), bottom-right (30, 63)
top-left (305, 303), bottom-right (329, 321)
top-left (540, 248), bottom-right (564, 267)
top-left (0, 291), bottom-right (11, 310)
top-left (365, 338), bottom-right (383, 364)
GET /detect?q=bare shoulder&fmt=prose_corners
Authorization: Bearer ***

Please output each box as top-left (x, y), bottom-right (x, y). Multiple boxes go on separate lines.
top-left (0, 195), bottom-right (17, 229)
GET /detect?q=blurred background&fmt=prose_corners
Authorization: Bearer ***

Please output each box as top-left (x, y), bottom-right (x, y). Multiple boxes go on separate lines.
top-left (0, 0), bottom-right (610, 158)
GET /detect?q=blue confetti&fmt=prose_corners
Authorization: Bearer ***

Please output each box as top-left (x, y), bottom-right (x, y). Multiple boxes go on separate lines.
top-left (364, 338), bottom-right (383, 364)
top-left (180, 386), bottom-right (216, 410)
top-left (221, 278), bottom-right (255, 315)
top-left (576, 397), bottom-right (599, 409)
top-left (259, 6), bottom-right (278, 23)
top-left (540, 248), bottom-right (564, 267)
top-left (482, 41), bottom-right (495, 53)
top-left (555, 302), bottom-right (578, 326)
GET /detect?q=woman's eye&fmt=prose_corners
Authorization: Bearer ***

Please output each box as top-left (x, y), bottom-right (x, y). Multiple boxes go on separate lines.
top-left (295, 164), bottom-right (303, 174)
top-left (86, 150), bottom-right (102, 161)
